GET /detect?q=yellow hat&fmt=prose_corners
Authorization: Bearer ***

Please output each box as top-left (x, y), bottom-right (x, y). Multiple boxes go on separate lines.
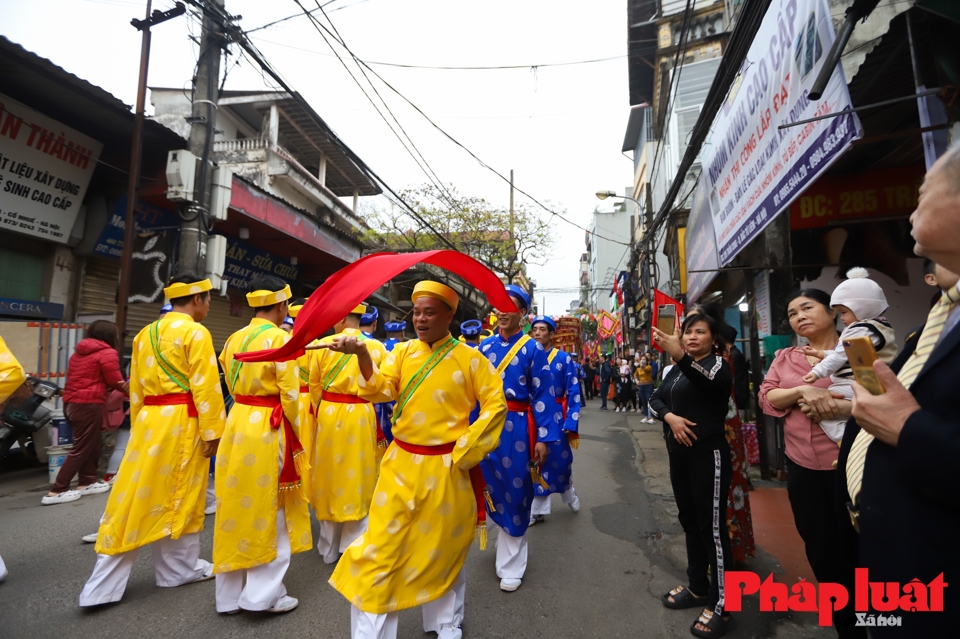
top-left (288, 304), bottom-right (304, 318)
top-left (351, 303), bottom-right (367, 315)
top-left (163, 279), bottom-right (213, 300)
top-left (412, 281), bottom-right (458, 312)
top-left (246, 284), bottom-right (292, 308)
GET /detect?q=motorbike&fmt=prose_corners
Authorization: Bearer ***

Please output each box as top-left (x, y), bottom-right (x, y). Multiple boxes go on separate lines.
top-left (0, 376), bottom-right (62, 460)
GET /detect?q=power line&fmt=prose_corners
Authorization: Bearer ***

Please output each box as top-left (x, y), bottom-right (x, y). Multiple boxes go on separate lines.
top-left (301, 2), bottom-right (631, 247)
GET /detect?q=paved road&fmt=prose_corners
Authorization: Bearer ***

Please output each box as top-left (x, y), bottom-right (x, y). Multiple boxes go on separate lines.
top-left (0, 405), bottom-right (831, 638)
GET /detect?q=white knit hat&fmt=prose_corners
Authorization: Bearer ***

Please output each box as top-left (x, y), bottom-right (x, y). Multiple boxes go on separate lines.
top-left (830, 267), bottom-right (888, 320)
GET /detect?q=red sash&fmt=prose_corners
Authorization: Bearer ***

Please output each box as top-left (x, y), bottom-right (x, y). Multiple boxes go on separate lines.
top-left (144, 393), bottom-right (198, 417)
top-left (556, 396), bottom-right (580, 449)
top-left (320, 391), bottom-right (386, 450)
top-left (506, 400), bottom-right (537, 461)
top-left (234, 395), bottom-right (305, 493)
top-left (393, 438), bottom-right (489, 548)
top-left (299, 385), bottom-right (309, 394)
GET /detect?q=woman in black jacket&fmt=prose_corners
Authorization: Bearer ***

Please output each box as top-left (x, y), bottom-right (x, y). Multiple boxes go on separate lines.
top-left (650, 307), bottom-right (734, 639)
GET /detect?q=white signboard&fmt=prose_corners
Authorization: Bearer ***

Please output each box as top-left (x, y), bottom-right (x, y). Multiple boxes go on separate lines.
top-left (701, 0), bottom-right (860, 266)
top-left (0, 93), bottom-right (102, 243)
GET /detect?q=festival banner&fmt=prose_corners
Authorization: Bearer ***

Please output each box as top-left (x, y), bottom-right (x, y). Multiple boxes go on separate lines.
top-left (699, 0), bottom-right (861, 266)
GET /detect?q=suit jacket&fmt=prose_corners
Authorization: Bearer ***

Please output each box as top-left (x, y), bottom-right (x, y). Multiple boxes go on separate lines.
top-left (836, 322), bottom-right (954, 636)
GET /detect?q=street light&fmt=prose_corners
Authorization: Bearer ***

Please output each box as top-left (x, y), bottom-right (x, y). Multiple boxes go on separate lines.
top-left (595, 190), bottom-right (618, 200)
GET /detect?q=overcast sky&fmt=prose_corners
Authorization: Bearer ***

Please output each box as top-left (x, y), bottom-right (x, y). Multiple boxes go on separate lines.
top-left (4, 0), bottom-right (633, 315)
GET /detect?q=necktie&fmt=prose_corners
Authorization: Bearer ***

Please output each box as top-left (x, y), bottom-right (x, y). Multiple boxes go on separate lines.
top-left (846, 284), bottom-right (960, 504)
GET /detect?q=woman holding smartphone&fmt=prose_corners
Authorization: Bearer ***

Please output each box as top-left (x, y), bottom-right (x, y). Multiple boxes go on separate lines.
top-left (650, 306), bottom-right (734, 638)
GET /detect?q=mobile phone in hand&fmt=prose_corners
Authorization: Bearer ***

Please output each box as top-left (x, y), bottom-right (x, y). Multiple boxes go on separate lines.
top-left (657, 304), bottom-right (677, 336)
top-left (842, 336), bottom-right (885, 395)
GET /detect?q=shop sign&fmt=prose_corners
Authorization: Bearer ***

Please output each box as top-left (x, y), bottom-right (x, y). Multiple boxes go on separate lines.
top-left (0, 93), bottom-right (102, 244)
top-left (0, 297), bottom-right (63, 319)
top-left (789, 165), bottom-right (924, 229)
top-left (698, 0), bottom-right (861, 266)
top-left (93, 195), bottom-right (180, 258)
top-left (685, 176), bottom-right (722, 302)
top-left (221, 236), bottom-right (300, 291)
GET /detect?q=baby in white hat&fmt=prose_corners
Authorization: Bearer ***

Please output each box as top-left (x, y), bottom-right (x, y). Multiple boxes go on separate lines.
top-left (801, 267), bottom-right (899, 442)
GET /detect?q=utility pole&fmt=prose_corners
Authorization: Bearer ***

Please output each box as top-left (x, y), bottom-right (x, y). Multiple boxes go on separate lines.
top-left (177, 0), bottom-right (224, 276)
top-left (116, 1), bottom-right (186, 345)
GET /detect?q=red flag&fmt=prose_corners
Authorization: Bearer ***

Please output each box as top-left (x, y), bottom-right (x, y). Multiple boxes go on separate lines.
top-left (236, 250), bottom-right (518, 362)
top-left (652, 289), bottom-right (684, 353)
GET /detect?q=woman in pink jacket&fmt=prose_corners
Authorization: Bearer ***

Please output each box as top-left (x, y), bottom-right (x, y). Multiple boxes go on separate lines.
top-left (43, 321), bottom-right (128, 505)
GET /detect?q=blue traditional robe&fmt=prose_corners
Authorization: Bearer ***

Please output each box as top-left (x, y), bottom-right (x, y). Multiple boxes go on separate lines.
top-left (478, 330), bottom-right (559, 536)
top-left (384, 337), bottom-right (401, 352)
top-left (379, 338), bottom-right (402, 440)
top-left (535, 348), bottom-right (582, 496)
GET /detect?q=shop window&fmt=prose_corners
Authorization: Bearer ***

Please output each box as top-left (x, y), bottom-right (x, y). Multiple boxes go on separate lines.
top-left (667, 57), bottom-right (721, 172)
top-left (0, 248), bottom-right (43, 300)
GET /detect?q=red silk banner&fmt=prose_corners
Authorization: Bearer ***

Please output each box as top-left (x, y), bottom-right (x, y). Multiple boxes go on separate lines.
top-left (652, 289), bottom-right (684, 353)
top-left (235, 250), bottom-right (518, 362)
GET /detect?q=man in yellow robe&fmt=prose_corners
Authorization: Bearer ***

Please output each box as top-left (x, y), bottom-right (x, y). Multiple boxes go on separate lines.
top-left (287, 299), bottom-right (316, 498)
top-left (214, 276), bottom-right (311, 614)
top-left (0, 334), bottom-right (26, 582)
top-left (309, 303), bottom-right (388, 564)
top-left (79, 274), bottom-right (226, 607)
top-left (327, 281), bottom-right (507, 639)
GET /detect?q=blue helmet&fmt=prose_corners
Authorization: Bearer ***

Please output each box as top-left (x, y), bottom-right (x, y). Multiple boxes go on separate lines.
top-left (384, 320), bottom-right (406, 332)
top-left (531, 315), bottom-right (556, 332)
top-left (460, 319), bottom-right (483, 338)
top-left (360, 306), bottom-right (379, 325)
top-left (504, 284), bottom-right (530, 310)
top-left (282, 316), bottom-right (294, 327)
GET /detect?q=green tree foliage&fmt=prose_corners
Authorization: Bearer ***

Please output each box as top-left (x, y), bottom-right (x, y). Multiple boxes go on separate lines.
top-left (361, 184), bottom-right (555, 283)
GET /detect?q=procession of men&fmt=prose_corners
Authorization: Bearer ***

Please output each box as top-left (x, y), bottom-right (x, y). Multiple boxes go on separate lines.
top-left (67, 256), bottom-right (585, 639)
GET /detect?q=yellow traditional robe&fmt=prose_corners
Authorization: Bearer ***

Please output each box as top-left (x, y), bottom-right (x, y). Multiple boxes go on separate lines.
top-left (0, 336), bottom-right (26, 403)
top-left (329, 335), bottom-right (506, 614)
top-left (97, 312), bottom-right (226, 555)
top-left (309, 327), bottom-right (387, 522)
top-left (215, 318), bottom-right (312, 573)
top-left (296, 348), bottom-right (316, 498)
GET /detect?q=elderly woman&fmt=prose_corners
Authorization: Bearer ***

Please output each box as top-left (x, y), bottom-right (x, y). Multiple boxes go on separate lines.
top-left (759, 288), bottom-right (863, 639)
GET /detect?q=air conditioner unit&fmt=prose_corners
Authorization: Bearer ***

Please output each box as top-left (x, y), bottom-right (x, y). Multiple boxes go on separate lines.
top-left (166, 150), bottom-right (198, 202)
top-left (205, 235), bottom-right (227, 290)
top-left (209, 166), bottom-right (233, 220)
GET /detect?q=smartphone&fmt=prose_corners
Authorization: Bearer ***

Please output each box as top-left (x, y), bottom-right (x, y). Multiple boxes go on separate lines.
top-left (842, 336), bottom-right (885, 395)
top-left (657, 304), bottom-right (677, 335)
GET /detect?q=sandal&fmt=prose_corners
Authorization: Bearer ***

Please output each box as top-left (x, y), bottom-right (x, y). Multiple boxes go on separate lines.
top-left (690, 608), bottom-right (735, 638)
top-left (661, 585), bottom-right (705, 609)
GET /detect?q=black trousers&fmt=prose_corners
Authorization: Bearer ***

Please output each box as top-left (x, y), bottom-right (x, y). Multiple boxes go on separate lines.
top-left (669, 446), bottom-right (733, 614)
top-left (599, 381), bottom-right (610, 408)
top-left (785, 457), bottom-right (865, 638)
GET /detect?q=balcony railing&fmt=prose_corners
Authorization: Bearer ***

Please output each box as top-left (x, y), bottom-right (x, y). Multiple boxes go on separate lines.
top-left (212, 138), bottom-right (268, 153)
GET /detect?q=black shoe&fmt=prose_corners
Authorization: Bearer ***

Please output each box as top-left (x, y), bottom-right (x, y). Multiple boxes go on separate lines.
top-left (600, 406), bottom-right (608, 411)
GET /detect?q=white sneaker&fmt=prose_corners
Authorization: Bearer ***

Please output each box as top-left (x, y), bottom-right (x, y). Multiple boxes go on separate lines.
top-left (268, 595), bottom-right (298, 613)
top-left (41, 490), bottom-right (82, 505)
top-left (204, 505), bottom-right (216, 516)
top-left (0, 566), bottom-right (7, 582)
top-left (78, 481), bottom-right (111, 495)
top-left (500, 578), bottom-right (522, 592)
top-left (81, 532), bottom-right (98, 543)
top-left (569, 490), bottom-right (581, 513)
top-left (438, 624), bottom-right (463, 639)
top-left (615, 407), bottom-right (620, 413)
top-left (528, 514), bottom-right (545, 527)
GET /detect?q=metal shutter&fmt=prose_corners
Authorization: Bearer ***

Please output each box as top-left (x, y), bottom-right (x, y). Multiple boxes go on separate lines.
top-left (78, 257), bottom-right (119, 317)
top-left (202, 294), bottom-right (253, 354)
top-left (124, 302), bottom-right (163, 350)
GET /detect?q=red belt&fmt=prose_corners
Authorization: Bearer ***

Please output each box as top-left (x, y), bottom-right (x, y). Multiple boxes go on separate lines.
top-left (299, 385), bottom-right (309, 394)
top-left (319, 391), bottom-right (385, 449)
top-left (234, 395), bottom-right (305, 492)
top-left (506, 400), bottom-right (538, 461)
top-left (144, 393), bottom-right (197, 417)
top-left (321, 391), bottom-right (369, 404)
top-left (506, 400), bottom-right (529, 413)
top-left (555, 396), bottom-right (579, 448)
top-left (393, 438), bottom-right (488, 533)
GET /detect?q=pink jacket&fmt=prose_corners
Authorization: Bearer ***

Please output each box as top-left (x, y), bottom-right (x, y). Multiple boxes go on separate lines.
top-left (63, 338), bottom-right (125, 404)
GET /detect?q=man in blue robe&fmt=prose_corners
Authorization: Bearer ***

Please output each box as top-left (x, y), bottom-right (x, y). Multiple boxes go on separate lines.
top-left (382, 320), bottom-right (405, 352)
top-left (527, 316), bottom-right (582, 525)
top-left (359, 306), bottom-right (378, 338)
top-left (478, 285), bottom-right (559, 593)
top-left (460, 319), bottom-right (482, 348)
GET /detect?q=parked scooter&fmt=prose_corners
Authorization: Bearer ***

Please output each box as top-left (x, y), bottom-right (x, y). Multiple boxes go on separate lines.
top-left (0, 376), bottom-right (62, 460)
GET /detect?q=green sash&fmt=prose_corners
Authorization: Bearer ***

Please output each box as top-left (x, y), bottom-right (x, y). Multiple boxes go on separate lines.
top-left (149, 320), bottom-right (190, 392)
top-left (228, 323), bottom-right (273, 393)
top-left (392, 336), bottom-right (459, 426)
top-left (320, 334), bottom-right (367, 391)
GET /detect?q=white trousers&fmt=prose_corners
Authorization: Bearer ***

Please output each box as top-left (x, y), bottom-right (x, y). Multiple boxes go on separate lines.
top-left (0, 552), bottom-right (6, 579)
top-left (215, 507), bottom-right (290, 612)
top-left (350, 568), bottom-right (466, 639)
top-left (317, 517), bottom-right (368, 564)
top-left (531, 486), bottom-right (579, 516)
top-left (78, 533), bottom-right (211, 606)
top-left (494, 528), bottom-right (528, 579)
top-left (205, 475), bottom-right (216, 511)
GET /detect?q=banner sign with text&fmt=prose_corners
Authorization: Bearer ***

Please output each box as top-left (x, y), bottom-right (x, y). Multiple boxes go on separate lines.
top-left (94, 195), bottom-right (180, 259)
top-left (0, 93), bottom-right (103, 244)
top-left (789, 165), bottom-right (924, 229)
top-left (699, 0), bottom-right (860, 266)
top-left (220, 236), bottom-right (300, 291)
